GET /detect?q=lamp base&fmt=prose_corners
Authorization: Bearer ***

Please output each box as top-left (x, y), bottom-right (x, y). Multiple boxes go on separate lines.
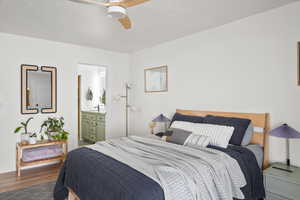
top-left (272, 160), bottom-right (293, 173)
top-left (272, 141), bottom-right (293, 172)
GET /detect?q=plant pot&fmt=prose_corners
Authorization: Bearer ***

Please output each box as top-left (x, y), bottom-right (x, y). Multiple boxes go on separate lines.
top-left (28, 137), bottom-right (36, 144)
top-left (40, 134), bottom-right (48, 141)
top-left (21, 133), bottom-right (29, 143)
top-left (21, 140), bottom-right (29, 145)
top-left (48, 132), bottom-right (58, 141)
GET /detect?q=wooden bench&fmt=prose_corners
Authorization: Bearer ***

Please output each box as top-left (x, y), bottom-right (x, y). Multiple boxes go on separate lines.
top-left (16, 140), bottom-right (68, 177)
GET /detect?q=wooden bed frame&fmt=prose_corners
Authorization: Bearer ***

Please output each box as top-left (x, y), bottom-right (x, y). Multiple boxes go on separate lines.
top-left (68, 109), bottom-right (270, 200)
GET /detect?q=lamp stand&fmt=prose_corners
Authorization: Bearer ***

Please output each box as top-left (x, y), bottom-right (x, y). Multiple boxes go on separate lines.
top-left (286, 138), bottom-right (290, 166)
top-left (121, 84), bottom-right (131, 137)
top-left (272, 138), bottom-right (293, 173)
top-left (164, 122), bottom-right (168, 132)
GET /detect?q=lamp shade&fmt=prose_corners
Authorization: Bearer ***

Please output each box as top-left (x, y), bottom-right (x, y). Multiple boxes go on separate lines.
top-left (269, 124), bottom-right (300, 139)
top-left (152, 114), bottom-right (170, 123)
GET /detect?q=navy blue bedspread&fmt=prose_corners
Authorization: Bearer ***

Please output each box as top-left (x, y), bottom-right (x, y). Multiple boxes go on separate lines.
top-left (54, 145), bottom-right (265, 200)
top-left (209, 145), bottom-right (265, 200)
top-left (53, 147), bottom-right (164, 200)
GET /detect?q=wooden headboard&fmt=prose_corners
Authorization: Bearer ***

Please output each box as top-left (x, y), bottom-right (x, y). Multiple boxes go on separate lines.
top-left (176, 109), bottom-right (270, 169)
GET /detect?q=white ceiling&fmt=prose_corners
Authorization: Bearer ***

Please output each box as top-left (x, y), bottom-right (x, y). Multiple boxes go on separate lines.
top-left (0, 0), bottom-right (297, 53)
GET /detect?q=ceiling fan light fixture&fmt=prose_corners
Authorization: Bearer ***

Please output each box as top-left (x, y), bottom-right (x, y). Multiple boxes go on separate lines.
top-left (70, 0), bottom-right (151, 29)
top-left (107, 6), bottom-right (127, 18)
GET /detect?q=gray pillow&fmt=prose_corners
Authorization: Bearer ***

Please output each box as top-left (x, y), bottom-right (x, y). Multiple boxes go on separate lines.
top-left (241, 123), bottom-right (254, 146)
top-left (166, 128), bottom-right (192, 145)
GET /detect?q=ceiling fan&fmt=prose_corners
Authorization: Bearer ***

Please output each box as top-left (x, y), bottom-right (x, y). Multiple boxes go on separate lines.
top-left (69, 0), bottom-right (150, 29)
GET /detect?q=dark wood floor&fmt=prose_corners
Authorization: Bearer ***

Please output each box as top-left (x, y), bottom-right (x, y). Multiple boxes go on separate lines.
top-left (0, 164), bottom-right (60, 193)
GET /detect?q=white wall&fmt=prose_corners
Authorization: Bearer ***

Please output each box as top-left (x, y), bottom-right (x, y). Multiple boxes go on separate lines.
top-left (130, 2), bottom-right (300, 166)
top-left (0, 32), bottom-right (130, 173)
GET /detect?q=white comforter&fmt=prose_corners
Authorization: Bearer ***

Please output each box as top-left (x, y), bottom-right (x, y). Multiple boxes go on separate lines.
top-left (88, 136), bottom-right (246, 200)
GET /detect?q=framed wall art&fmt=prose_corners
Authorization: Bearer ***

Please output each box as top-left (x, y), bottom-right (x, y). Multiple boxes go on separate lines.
top-left (144, 65), bottom-right (168, 93)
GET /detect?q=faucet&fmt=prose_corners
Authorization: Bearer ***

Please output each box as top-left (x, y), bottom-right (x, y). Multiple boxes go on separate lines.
top-left (94, 104), bottom-right (100, 112)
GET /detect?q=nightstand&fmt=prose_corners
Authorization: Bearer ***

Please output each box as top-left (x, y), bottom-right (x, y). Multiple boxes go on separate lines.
top-left (263, 163), bottom-right (300, 200)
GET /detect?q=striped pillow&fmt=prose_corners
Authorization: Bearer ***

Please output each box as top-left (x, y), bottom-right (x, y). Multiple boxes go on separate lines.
top-left (171, 121), bottom-right (234, 148)
top-left (184, 134), bottom-right (210, 148)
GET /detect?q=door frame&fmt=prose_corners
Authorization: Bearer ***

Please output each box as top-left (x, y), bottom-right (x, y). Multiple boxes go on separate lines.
top-left (77, 63), bottom-right (108, 145)
top-left (77, 75), bottom-right (81, 140)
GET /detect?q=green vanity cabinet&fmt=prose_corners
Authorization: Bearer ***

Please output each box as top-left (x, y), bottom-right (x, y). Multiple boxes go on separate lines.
top-left (81, 111), bottom-right (106, 143)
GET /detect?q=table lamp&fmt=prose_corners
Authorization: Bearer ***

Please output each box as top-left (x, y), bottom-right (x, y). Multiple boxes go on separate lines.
top-left (151, 114), bottom-right (170, 135)
top-left (269, 123), bottom-right (300, 172)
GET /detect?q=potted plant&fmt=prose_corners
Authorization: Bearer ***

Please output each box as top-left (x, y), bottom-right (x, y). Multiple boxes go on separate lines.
top-left (101, 89), bottom-right (106, 105)
top-left (40, 117), bottom-right (69, 141)
top-left (14, 117), bottom-right (34, 145)
top-left (28, 133), bottom-right (37, 144)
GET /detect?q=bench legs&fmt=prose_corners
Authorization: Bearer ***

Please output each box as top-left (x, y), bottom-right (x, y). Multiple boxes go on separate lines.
top-left (16, 145), bottom-right (21, 177)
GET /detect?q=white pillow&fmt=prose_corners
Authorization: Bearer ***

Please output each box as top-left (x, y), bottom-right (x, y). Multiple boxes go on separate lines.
top-left (184, 134), bottom-right (210, 148)
top-left (171, 121), bottom-right (234, 148)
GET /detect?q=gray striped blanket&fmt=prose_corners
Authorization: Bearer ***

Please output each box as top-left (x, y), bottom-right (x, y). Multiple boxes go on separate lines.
top-left (88, 136), bottom-right (246, 200)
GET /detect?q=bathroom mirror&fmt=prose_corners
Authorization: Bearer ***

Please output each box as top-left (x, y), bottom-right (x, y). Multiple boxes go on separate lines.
top-left (21, 65), bottom-right (57, 114)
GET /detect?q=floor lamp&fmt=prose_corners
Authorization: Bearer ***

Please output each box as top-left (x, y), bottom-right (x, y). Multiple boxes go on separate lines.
top-left (119, 83), bottom-right (132, 137)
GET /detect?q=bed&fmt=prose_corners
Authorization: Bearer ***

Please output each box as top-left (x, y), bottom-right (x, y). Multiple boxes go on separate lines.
top-left (54, 109), bottom-right (269, 200)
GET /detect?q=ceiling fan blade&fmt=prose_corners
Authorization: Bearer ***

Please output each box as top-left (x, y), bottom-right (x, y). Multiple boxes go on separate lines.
top-left (120, 0), bottom-right (150, 8)
top-left (118, 16), bottom-right (132, 29)
top-left (69, 0), bottom-right (108, 6)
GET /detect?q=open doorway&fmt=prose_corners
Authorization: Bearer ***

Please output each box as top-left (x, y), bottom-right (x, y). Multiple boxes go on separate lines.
top-left (77, 64), bottom-right (107, 146)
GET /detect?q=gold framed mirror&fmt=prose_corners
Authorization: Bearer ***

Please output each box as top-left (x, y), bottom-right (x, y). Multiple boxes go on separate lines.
top-left (21, 65), bottom-right (57, 114)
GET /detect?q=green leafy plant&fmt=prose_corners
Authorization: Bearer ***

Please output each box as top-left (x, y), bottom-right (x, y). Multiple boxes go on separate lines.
top-left (101, 90), bottom-right (106, 105)
top-left (14, 117), bottom-right (34, 135)
top-left (29, 133), bottom-right (37, 138)
top-left (40, 117), bottom-right (69, 141)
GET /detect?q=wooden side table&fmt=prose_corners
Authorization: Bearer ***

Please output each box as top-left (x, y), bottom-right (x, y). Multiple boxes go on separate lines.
top-left (16, 140), bottom-right (68, 177)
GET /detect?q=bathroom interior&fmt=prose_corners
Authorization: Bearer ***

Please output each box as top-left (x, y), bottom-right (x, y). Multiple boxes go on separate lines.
top-left (77, 64), bottom-right (106, 146)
